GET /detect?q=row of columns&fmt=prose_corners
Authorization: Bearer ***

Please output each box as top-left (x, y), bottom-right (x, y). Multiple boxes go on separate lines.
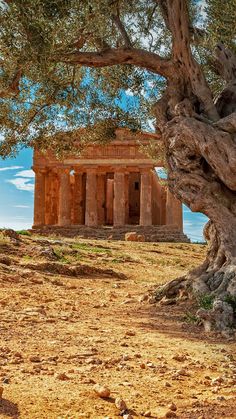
top-left (33, 166), bottom-right (153, 228)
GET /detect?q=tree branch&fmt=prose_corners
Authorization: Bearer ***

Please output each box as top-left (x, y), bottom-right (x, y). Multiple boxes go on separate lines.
top-left (0, 66), bottom-right (22, 98)
top-left (111, 14), bottom-right (132, 48)
top-left (164, 0), bottom-right (219, 121)
top-left (214, 42), bottom-right (236, 83)
top-left (58, 47), bottom-right (172, 77)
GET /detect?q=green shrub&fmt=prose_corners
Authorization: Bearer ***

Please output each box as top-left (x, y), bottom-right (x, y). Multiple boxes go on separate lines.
top-left (183, 311), bottom-right (201, 325)
top-left (198, 294), bottom-right (214, 310)
top-left (16, 230), bottom-right (31, 236)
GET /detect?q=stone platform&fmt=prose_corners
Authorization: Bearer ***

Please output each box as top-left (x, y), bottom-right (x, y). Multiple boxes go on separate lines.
top-left (31, 225), bottom-right (190, 243)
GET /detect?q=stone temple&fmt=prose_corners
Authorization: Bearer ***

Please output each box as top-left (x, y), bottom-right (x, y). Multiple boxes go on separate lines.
top-left (32, 128), bottom-right (189, 242)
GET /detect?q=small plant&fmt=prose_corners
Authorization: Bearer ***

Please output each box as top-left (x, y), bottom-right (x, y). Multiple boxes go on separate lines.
top-left (198, 294), bottom-right (214, 310)
top-left (0, 232), bottom-right (10, 245)
top-left (72, 242), bottom-right (111, 254)
top-left (16, 230), bottom-right (31, 236)
top-left (183, 311), bottom-right (201, 325)
top-left (22, 255), bottom-right (32, 261)
top-left (53, 247), bottom-right (69, 263)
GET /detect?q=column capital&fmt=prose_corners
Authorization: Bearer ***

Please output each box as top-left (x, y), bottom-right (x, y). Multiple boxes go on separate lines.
top-left (74, 167), bottom-right (84, 175)
top-left (140, 166), bottom-right (153, 174)
top-left (113, 167), bottom-right (127, 173)
top-left (32, 166), bottom-right (47, 174)
top-left (86, 167), bottom-right (98, 174)
top-left (58, 167), bottom-right (71, 176)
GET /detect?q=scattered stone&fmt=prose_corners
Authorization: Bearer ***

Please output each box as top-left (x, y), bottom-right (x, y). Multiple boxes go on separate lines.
top-left (125, 232), bottom-right (144, 242)
top-left (93, 384), bottom-right (110, 398)
top-left (2, 377), bottom-right (10, 384)
top-left (216, 395), bottom-right (226, 401)
top-left (0, 256), bottom-right (11, 266)
top-left (29, 355), bottom-right (41, 363)
top-left (81, 378), bottom-right (96, 384)
top-left (168, 403), bottom-right (177, 411)
top-left (172, 354), bottom-right (187, 362)
top-left (115, 397), bottom-right (127, 411)
top-left (211, 376), bottom-right (224, 385)
top-left (125, 330), bottom-right (136, 337)
top-left (165, 410), bottom-right (177, 418)
top-left (55, 372), bottom-right (70, 381)
top-left (175, 368), bottom-right (190, 377)
top-left (146, 362), bottom-right (155, 368)
top-left (39, 246), bottom-right (58, 260)
top-left (143, 410), bottom-right (152, 417)
top-left (123, 415), bottom-right (133, 419)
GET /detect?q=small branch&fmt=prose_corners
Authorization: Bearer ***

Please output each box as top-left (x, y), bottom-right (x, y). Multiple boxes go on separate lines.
top-left (111, 14), bottom-right (132, 48)
top-left (0, 66), bottom-right (22, 98)
top-left (157, 0), bottom-right (171, 31)
top-left (214, 42), bottom-right (236, 83)
top-left (19, 103), bottom-right (50, 135)
top-left (162, 0), bottom-right (219, 121)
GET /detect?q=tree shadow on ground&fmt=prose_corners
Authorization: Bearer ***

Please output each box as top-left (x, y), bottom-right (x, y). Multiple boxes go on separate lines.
top-left (0, 399), bottom-right (19, 418)
top-left (133, 300), bottom-right (235, 345)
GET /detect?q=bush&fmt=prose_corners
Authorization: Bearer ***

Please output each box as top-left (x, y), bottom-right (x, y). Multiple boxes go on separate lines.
top-left (16, 230), bottom-right (31, 236)
top-left (198, 294), bottom-right (214, 310)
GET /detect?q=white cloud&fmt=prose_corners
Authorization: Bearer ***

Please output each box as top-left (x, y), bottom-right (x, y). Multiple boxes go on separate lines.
top-left (7, 178), bottom-right (34, 192)
top-left (125, 88), bottom-right (134, 96)
top-left (13, 205), bottom-right (31, 208)
top-left (147, 119), bottom-right (155, 131)
top-left (14, 169), bottom-right (35, 178)
top-left (0, 165), bottom-right (24, 172)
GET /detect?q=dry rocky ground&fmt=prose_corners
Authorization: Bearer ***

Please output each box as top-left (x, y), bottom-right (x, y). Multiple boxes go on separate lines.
top-left (0, 230), bottom-right (235, 419)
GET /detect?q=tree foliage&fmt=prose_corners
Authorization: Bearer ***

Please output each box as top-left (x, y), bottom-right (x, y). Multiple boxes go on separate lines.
top-left (0, 0), bottom-right (234, 157)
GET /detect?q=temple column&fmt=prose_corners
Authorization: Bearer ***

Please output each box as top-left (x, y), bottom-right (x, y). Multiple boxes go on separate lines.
top-left (140, 169), bottom-right (152, 226)
top-left (58, 167), bottom-right (71, 226)
top-left (160, 187), bottom-right (167, 225)
top-left (44, 170), bottom-right (52, 225)
top-left (85, 169), bottom-right (98, 227)
top-left (73, 169), bottom-right (84, 224)
top-left (45, 169), bottom-right (58, 225)
top-left (113, 170), bottom-right (126, 226)
top-left (166, 189), bottom-right (183, 231)
top-left (32, 167), bottom-right (46, 227)
top-left (125, 172), bottom-right (129, 224)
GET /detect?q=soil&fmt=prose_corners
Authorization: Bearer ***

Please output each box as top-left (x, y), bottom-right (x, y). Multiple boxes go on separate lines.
top-left (0, 232), bottom-right (235, 419)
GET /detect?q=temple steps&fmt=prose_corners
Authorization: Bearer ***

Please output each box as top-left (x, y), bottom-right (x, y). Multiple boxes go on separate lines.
top-left (31, 225), bottom-right (190, 243)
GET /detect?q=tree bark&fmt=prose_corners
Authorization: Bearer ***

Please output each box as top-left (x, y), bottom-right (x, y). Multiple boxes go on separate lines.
top-left (151, 1), bottom-right (236, 332)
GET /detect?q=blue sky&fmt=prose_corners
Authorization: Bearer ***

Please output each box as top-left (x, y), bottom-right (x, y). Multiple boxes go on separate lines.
top-left (0, 148), bottom-right (208, 241)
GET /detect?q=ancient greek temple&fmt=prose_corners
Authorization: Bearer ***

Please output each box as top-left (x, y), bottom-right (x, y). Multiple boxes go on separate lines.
top-left (32, 129), bottom-right (188, 241)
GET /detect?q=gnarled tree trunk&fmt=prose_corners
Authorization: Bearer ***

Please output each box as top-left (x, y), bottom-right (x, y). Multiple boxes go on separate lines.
top-left (152, 1), bottom-right (236, 332)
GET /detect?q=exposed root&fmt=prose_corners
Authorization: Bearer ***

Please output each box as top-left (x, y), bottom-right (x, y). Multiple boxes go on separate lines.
top-left (153, 261), bottom-right (236, 333)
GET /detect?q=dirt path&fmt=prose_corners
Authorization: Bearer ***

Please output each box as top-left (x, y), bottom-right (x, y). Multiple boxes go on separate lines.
top-left (0, 233), bottom-right (235, 418)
